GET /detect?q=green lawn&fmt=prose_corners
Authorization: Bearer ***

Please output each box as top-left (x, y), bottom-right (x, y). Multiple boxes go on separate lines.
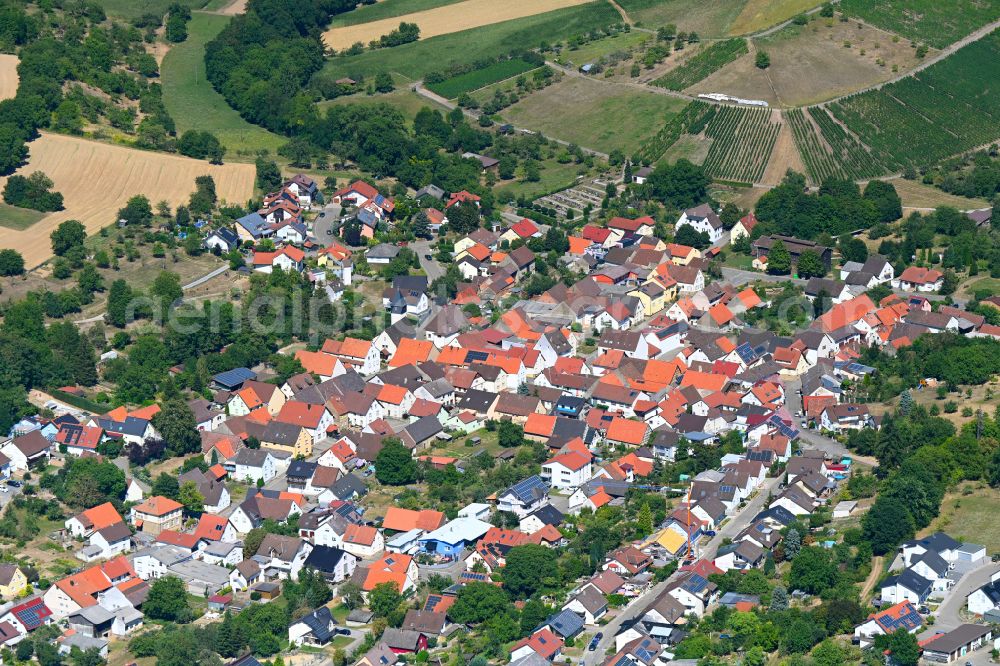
top-left (96, 0), bottom-right (209, 19)
top-left (322, 2), bottom-right (620, 81)
top-left (501, 75), bottom-right (687, 154)
top-left (329, 0), bottom-right (465, 27)
top-left (495, 158), bottom-right (587, 201)
top-left (161, 13), bottom-right (285, 156)
top-left (964, 277), bottom-right (1000, 298)
top-left (554, 30), bottom-right (652, 68)
top-left (926, 487), bottom-right (1000, 553)
top-left (0, 202), bottom-right (46, 230)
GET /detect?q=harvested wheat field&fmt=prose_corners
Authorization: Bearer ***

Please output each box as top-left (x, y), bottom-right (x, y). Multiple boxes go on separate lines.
top-left (0, 54), bottom-right (19, 101)
top-left (0, 133), bottom-right (254, 268)
top-left (323, 0), bottom-right (592, 50)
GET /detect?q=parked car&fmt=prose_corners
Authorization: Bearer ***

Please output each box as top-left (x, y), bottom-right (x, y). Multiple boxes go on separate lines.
top-left (589, 633), bottom-right (603, 651)
top-left (703, 530), bottom-right (717, 537)
top-left (7, 480), bottom-right (21, 488)
top-left (425, 254), bottom-right (433, 260)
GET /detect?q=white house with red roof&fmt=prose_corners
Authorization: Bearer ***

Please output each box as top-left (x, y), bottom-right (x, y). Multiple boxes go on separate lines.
top-left (541, 452), bottom-right (592, 490)
top-left (252, 246), bottom-right (305, 274)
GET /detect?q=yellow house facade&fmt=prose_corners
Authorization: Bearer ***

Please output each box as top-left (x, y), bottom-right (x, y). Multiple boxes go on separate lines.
top-left (0, 564), bottom-right (28, 599)
top-left (630, 282), bottom-right (667, 317)
top-left (262, 423), bottom-right (314, 459)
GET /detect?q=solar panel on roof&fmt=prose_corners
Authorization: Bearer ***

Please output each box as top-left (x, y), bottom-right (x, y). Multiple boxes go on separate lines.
top-left (686, 573), bottom-right (708, 593)
top-left (465, 350), bottom-right (489, 363)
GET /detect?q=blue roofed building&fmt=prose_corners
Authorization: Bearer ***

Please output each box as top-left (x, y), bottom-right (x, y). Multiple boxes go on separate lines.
top-left (235, 213), bottom-right (273, 242)
top-left (418, 518), bottom-right (492, 559)
top-left (212, 368), bottom-right (257, 391)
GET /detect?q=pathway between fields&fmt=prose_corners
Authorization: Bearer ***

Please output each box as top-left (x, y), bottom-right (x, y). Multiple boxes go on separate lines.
top-left (605, 0), bottom-right (632, 26)
top-left (859, 556), bottom-right (884, 602)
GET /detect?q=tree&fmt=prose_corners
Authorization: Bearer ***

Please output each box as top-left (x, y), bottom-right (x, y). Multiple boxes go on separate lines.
top-left (177, 131), bottom-right (223, 163)
top-left (863, 180), bottom-right (902, 222)
top-left (144, 576), bottom-right (193, 622)
top-left (796, 250), bottom-right (825, 278)
top-left (811, 639), bottom-right (843, 666)
top-left (647, 159), bottom-right (709, 208)
top-left (255, 157), bottom-right (282, 191)
top-left (784, 528), bottom-right (801, 559)
top-left (375, 438), bottom-right (418, 485)
top-left (719, 202), bottom-right (742, 230)
top-left (450, 582), bottom-right (511, 625)
top-left (77, 263), bottom-right (103, 294)
top-left (839, 234), bottom-right (869, 264)
top-left (447, 203), bottom-right (480, 234)
top-left (767, 239), bottom-right (791, 274)
top-left (118, 195), bottom-right (154, 227)
top-left (789, 546), bottom-right (839, 594)
top-left (339, 581), bottom-right (364, 609)
top-left (50, 220), bottom-right (86, 256)
top-left (151, 270), bottom-right (184, 319)
top-left (862, 498), bottom-right (915, 554)
top-left (755, 50), bottom-right (770, 69)
top-left (3, 171), bottom-right (63, 211)
top-left (503, 544), bottom-right (558, 598)
top-left (497, 421), bottom-right (524, 448)
top-left (0, 249), bottom-right (24, 276)
top-left (374, 72), bottom-right (394, 93)
top-left (674, 225), bottom-right (711, 249)
top-left (153, 400), bottom-right (200, 456)
top-left (899, 389), bottom-right (914, 415)
top-left (178, 481), bottom-right (204, 514)
top-left (369, 581), bottom-right (403, 619)
top-left (770, 584), bottom-right (788, 610)
top-left (152, 472), bottom-right (180, 500)
top-left (244, 528), bottom-right (266, 557)
top-left (885, 629), bottom-right (920, 666)
top-left (216, 610), bottom-right (246, 657)
top-left (637, 503), bottom-right (653, 535)
top-left (940, 269), bottom-right (959, 295)
top-left (107, 279), bottom-right (133, 328)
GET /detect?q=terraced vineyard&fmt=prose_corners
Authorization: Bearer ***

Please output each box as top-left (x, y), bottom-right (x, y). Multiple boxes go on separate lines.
top-left (652, 38), bottom-right (748, 91)
top-left (642, 101), bottom-right (778, 184)
top-left (699, 104), bottom-right (780, 184)
top-left (785, 108), bottom-right (887, 183)
top-left (785, 28), bottom-right (1000, 181)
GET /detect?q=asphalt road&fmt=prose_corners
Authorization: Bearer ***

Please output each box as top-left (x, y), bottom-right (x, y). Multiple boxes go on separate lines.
top-left (931, 561), bottom-right (1000, 633)
top-left (313, 203), bottom-right (343, 243)
top-left (781, 378), bottom-right (880, 466)
top-left (409, 240), bottom-right (444, 283)
top-left (581, 476), bottom-right (780, 666)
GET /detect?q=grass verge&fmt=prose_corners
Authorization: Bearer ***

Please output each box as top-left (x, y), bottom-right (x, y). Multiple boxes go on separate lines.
top-left (161, 13), bottom-right (285, 156)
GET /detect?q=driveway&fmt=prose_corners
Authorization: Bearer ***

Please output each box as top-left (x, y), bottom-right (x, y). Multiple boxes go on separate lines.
top-left (721, 267), bottom-right (806, 288)
top-left (781, 378), bottom-right (879, 466)
top-left (581, 477), bottom-right (780, 666)
top-left (313, 203), bottom-right (343, 244)
top-left (409, 240), bottom-right (444, 283)
top-left (930, 561), bottom-right (1000, 633)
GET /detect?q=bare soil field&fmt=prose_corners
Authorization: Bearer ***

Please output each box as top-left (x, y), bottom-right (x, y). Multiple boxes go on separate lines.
top-left (0, 54), bottom-right (18, 101)
top-left (216, 0), bottom-right (247, 14)
top-left (323, 0), bottom-right (593, 50)
top-left (760, 115), bottom-right (805, 184)
top-left (689, 18), bottom-right (926, 107)
top-left (0, 133), bottom-right (254, 269)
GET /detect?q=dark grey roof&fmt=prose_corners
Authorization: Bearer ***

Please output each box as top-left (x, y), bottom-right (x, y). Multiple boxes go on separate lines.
top-left (923, 624), bottom-right (993, 655)
top-left (330, 473), bottom-right (367, 500)
top-left (913, 550), bottom-right (950, 577)
top-left (526, 504), bottom-right (564, 526)
top-left (542, 609), bottom-right (584, 638)
top-left (883, 568), bottom-right (933, 598)
top-left (262, 421), bottom-right (304, 447)
top-left (292, 606), bottom-right (337, 643)
top-left (400, 416), bottom-right (443, 448)
top-left (287, 460), bottom-right (318, 481)
top-left (905, 532), bottom-right (961, 555)
top-left (501, 475), bottom-right (548, 505)
top-left (456, 389), bottom-right (498, 414)
top-left (304, 545), bottom-right (349, 573)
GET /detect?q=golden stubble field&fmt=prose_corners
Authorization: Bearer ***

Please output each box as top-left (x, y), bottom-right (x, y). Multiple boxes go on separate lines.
top-left (0, 54), bottom-right (18, 100)
top-left (0, 133), bottom-right (255, 268)
top-left (323, 0), bottom-right (592, 50)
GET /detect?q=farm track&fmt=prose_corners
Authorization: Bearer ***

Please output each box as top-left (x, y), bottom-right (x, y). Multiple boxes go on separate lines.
top-left (0, 55), bottom-right (17, 101)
